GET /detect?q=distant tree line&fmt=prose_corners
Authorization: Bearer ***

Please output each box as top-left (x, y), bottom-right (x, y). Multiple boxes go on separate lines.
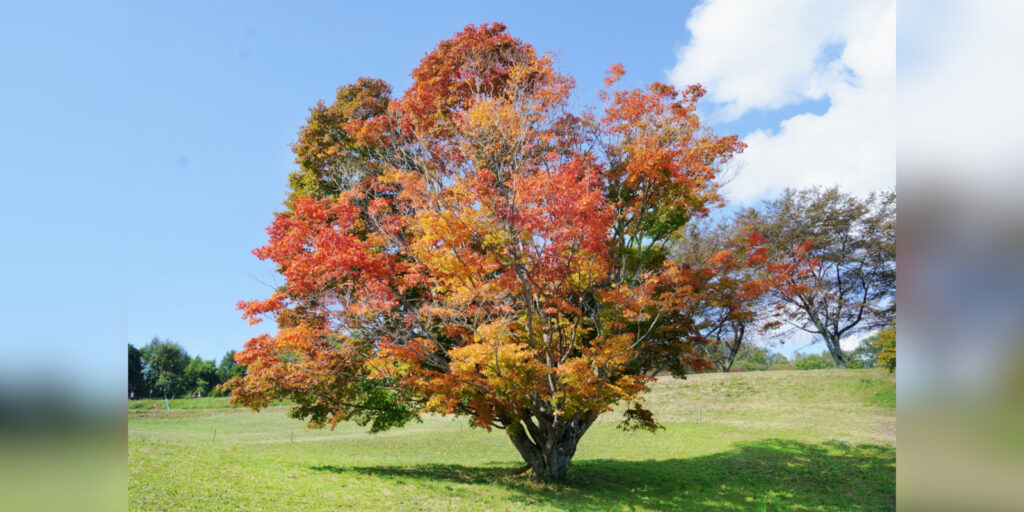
top-left (726, 328), bottom-right (890, 372)
top-left (128, 337), bottom-right (246, 398)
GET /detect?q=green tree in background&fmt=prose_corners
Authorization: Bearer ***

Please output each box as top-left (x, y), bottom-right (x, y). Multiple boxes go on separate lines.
top-left (128, 344), bottom-right (145, 397)
top-left (730, 345), bottom-right (789, 372)
top-left (130, 338), bottom-right (246, 398)
top-left (218, 350), bottom-right (246, 383)
top-left (848, 336), bottom-right (882, 369)
top-left (141, 337), bottom-right (190, 398)
top-left (793, 351), bottom-right (834, 370)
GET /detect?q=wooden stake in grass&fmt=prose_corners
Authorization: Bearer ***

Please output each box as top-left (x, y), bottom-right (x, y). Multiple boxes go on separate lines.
top-left (212, 429), bottom-right (216, 442)
top-left (290, 431), bottom-right (294, 443)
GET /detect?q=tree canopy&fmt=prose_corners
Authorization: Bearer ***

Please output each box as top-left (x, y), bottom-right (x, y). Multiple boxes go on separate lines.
top-left (736, 187), bottom-right (895, 367)
top-left (224, 23), bottom-right (807, 481)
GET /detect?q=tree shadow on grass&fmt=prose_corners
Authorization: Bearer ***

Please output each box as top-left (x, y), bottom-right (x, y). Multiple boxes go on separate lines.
top-left (310, 439), bottom-right (894, 511)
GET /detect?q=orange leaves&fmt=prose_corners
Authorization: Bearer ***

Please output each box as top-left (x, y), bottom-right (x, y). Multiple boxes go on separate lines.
top-left (402, 23), bottom-right (540, 137)
top-left (450, 342), bottom-right (544, 386)
top-left (249, 195), bottom-right (398, 310)
top-left (226, 326), bottom-right (360, 411)
top-left (795, 239), bottom-right (815, 258)
top-left (596, 79), bottom-right (746, 244)
top-left (443, 339), bottom-right (550, 425)
top-left (604, 63), bottom-right (625, 87)
top-left (747, 246), bottom-right (769, 266)
top-left (707, 249), bottom-right (736, 267)
top-left (555, 348), bottom-right (650, 417)
top-left (229, 23), bottom-right (765, 436)
top-left (238, 292), bottom-right (286, 325)
top-left (514, 157), bottom-right (614, 262)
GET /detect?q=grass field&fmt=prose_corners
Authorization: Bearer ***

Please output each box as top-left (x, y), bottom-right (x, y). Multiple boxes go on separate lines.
top-left (129, 397), bottom-right (294, 410)
top-left (129, 369), bottom-right (895, 511)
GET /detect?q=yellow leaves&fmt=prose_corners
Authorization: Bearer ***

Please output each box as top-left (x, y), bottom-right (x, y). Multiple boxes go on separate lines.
top-left (567, 248), bottom-right (610, 291)
top-left (448, 340), bottom-right (547, 404)
top-left (365, 347), bottom-right (415, 381)
top-left (234, 23), bottom-right (765, 435)
top-left (482, 229), bottom-right (512, 252)
top-left (548, 333), bottom-right (650, 417)
top-left (590, 333), bottom-right (636, 365)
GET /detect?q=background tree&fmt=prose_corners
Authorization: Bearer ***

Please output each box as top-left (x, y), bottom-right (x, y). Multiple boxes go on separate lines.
top-left (128, 344), bottom-right (145, 397)
top-left (672, 220), bottom-right (781, 372)
top-left (129, 340), bottom-right (240, 398)
top-left (848, 336), bottom-right (882, 369)
top-left (792, 351), bottom-right (834, 370)
top-left (873, 325), bottom-right (896, 372)
top-left (224, 23), bottom-right (806, 482)
top-left (730, 344), bottom-right (789, 372)
top-left (141, 337), bottom-right (190, 398)
top-left (737, 187), bottom-right (895, 367)
top-left (218, 350), bottom-right (246, 383)
top-left (184, 356), bottom-right (220, 397)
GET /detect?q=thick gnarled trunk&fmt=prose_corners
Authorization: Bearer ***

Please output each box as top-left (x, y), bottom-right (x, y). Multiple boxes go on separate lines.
top-left (506, 414), bottom-right (594, 482)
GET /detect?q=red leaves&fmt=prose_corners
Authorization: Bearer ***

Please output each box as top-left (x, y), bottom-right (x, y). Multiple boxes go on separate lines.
top-left (238, 293), bottom-right (286, 325)
top-left (708, 249), bottom-right (736, 266)
top-left (402, 23), bottom-right (537, 136)
top-left (252, 195), bottom-right (394, 300)
top-left (225, 23), bottom-right (766, 434)
top-left (604, 63), bottom-right (625, 87)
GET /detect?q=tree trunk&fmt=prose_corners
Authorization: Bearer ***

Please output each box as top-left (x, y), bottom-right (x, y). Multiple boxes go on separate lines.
top-left (823, 332), bottom-right (847, 368)
top-left (723, 324), bottom-right (744, 372)
top-left (506, 414), bottom-right (594, 482)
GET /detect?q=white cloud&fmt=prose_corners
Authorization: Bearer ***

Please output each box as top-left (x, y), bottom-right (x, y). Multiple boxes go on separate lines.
top-left (840, 331), bottom-right (870, 352)
top-left (670, 0), bottom-right (895, 203)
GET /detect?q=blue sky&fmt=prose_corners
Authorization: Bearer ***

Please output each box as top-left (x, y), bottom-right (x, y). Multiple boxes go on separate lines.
top-left (0, 1), bottom-right (893, 391)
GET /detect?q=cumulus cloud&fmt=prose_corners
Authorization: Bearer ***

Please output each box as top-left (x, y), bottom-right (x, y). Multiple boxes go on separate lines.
top-left (670, 0), bottom-right (895, 203)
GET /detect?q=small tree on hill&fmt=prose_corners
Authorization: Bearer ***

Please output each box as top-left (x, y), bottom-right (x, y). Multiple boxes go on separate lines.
top-left (848, 336), bottom-right (882, 369)
top-left (731, 344), bottom-right (789, 372)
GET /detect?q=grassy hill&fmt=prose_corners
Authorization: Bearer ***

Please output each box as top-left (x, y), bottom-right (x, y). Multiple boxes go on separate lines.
top-left (129, 369), bottom-right (895, 511)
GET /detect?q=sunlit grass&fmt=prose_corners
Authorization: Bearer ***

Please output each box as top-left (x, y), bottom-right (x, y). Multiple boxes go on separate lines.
top-left (129, 369), bottom-right (894, 511)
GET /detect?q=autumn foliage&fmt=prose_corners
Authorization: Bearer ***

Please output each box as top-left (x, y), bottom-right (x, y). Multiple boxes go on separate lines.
top-left (224, 23), bottom-right (807, 481)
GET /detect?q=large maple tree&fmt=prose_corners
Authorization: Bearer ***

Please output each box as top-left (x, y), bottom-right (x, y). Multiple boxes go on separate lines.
top-left (225, 23), bottom-right (804, 481)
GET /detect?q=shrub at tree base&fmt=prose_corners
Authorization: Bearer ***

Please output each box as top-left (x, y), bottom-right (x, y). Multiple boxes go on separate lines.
top-left (223, 23), bottom-right (811, 482)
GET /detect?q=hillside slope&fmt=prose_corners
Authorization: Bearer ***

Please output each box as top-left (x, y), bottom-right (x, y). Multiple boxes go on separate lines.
top-left (129, 369), bottom-right (895, 511)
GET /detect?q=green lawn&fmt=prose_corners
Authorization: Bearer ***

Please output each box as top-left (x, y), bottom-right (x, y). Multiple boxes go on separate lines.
top-left (129, 369), bottom-right (895, 511)
top-left (129, 396), bottom-right (294, 410)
